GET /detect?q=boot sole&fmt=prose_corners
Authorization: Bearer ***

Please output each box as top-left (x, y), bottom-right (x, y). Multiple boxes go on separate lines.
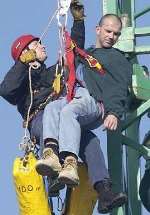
top-left (98, 195), bottom-right (127, 214)
top-left (36, 163), bottom-right (60, 177)
top-left (58, 176), bottom-right (79, 187)
top-left (49, 179), bottom-right (65, 193)
top-left (48, 182), bottom-right (65, 197)
top-left (109, 195), bottom-right (127, 210)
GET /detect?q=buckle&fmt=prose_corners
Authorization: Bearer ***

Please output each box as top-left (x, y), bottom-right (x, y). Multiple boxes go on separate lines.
top-left (86, 55), bottom-right (105, 74)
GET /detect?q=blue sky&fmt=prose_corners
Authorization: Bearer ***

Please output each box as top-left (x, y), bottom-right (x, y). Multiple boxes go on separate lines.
top-left (0, 0), bottom-right (150, 214)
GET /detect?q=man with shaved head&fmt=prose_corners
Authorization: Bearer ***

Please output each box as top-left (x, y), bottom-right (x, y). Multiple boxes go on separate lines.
top-left (73, 13), bottom-right (132, 213)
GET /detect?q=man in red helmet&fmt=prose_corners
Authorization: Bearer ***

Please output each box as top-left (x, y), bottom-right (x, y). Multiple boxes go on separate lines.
top-left (0, 2), bottom-right (128, 213)
top-left (11, 35), bottom-right (39, 61)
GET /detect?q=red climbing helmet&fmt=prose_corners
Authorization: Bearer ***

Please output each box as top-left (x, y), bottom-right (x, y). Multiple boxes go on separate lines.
top-left (11, 34), bottom-right (39, 61)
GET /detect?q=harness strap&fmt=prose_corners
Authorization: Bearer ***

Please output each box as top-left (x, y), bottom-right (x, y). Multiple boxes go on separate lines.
top-left (64, 30), bottom-right (106, 101)
top-left (64, 31), bottom-right (76, 102)
top-left (74, 46), bottom-right (105, 75)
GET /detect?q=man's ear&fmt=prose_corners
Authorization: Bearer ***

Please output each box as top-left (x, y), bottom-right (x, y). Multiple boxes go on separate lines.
top-left (96, 26), bottom-right (101, 35)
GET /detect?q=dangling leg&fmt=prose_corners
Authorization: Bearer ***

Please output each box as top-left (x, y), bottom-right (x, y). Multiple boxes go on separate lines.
top-left (80, 129), bottom-right (127, 213)
top-left (58, 87), bottom-right (101, 186)
top-left (36, 98), bottom-right (67, 177)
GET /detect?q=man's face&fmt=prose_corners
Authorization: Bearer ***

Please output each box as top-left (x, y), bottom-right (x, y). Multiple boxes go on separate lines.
top-left (28, 40), bottom-right (47, 62)
top-left (96, 17), bottom-right (122, 48)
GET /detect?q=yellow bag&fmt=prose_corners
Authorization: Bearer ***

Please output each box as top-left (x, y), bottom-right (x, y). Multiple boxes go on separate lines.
top-left (13, 152), bottom-right (52, 215)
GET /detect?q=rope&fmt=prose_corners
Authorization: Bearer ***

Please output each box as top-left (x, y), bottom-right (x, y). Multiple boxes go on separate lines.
top-left (56, 0), bottom-right (71, 27)
top-left (24, 66), bottom-right (33, 136)
top-left (38, 0), bottom-right (71, 43)
top-left (20, 0), bottom-right (71, 152)
top-left (38, 8), bottom-right (59, 43)
top-left (56, 0), bottom-right (72, 67)
top-left (20, 65), bottom-right (34, 151)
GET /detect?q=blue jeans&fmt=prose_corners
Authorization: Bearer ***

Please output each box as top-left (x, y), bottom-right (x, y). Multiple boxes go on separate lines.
top-left (43, 87), bottom-right (101, 156)
top-left (30, 112), bottom-right (109, 186)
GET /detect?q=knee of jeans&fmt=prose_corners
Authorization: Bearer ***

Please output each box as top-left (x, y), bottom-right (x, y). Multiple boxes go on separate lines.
top-left (44, 103), bottom-right (58, 117)
top-left (60, 104), bottom-right (77, 119)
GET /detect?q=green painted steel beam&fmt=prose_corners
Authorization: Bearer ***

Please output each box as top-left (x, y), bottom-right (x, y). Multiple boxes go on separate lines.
top-left (135, 46), bottom-right (150, 54)
top-left (125, 121), bottom-right (141, 215)
top-left (135, 27), bottom-right (150, 36)
top-left (122, 98), bottom-right (150, 130)
top-left (101, 1), bottom-right (150, 215)
top-left (135, 6), bottom-right (150, 19)
top-left (132, 64), bottom-right (150, 100)
top-left (121, 0), bottom-right (135, 27)
top-left (102, 0), bottom-right (118, 15)
top-left (114, 27), bottom-right (134, 52)
top-left (122, 135), bottom-right (150, 159)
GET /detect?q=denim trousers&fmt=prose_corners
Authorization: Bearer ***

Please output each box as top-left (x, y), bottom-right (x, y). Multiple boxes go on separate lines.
top-left (30, 111), bottom-right (109, 186)
top-left (43, 87), bottom-right (101, 156)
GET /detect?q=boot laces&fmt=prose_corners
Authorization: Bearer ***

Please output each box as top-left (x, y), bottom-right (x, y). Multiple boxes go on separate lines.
top-left (62, 158), bottom-right (77, 170)
top-left (42, 148), bottom-right (54, 159)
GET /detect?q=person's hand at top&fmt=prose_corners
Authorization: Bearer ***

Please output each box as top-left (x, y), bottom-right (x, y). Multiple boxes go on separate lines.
top-left (70, 0), bottom-right (85, 21)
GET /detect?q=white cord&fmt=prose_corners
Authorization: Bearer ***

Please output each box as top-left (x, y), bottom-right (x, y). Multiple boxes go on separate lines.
top-left (20, 65), bottom-right (34, 151)
top-left (56, 0), bottom-right (71, 68)
top-left (24, 66), bottom-right (33, 137)
top-left (20, 1), bottom-right (71, 151)
top-left (38, 8), bottom-right (59, 43)
top-left (57, 0), bottom-right (72, 16)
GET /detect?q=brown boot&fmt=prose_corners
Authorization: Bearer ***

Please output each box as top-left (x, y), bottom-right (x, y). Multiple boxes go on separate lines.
top-left (58, 156), bottom-right (79, 187)
top-left (35, 148), bottom-right (62, 177)
top-left (95, 179), bottom-right (127, 214)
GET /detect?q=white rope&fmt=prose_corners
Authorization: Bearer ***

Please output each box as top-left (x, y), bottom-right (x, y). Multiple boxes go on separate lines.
top-left (56, 0), bottom-right (72, 69)
top-left (19, 65), bottom-right (34, 151)
top-left (38, 8), bottom-right (59, 43)
top-left (38, 0), bottom-right (71, 43)
top-left (58, 0), bottom-right (72, 16)
top-left (20, 1), bottom-right (71, 151)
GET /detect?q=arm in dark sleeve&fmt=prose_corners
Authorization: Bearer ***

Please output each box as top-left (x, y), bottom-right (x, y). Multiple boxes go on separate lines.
top-left (0, 61), bottom-right (29, 105)
top-left (71, 20), bottom-right (85, 49)
top-left (103, 52), bottom-right (132, 119)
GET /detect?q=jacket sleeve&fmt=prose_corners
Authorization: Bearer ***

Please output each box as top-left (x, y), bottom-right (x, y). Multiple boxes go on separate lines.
top-left (71, 20), bottom-right (85, 49)
top-left (0, 61), bottom-right (29, 105)
top-left (102, 52), bottom-right (132, 119)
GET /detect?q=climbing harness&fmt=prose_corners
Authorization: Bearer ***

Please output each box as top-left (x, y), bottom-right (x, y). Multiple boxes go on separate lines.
top-left (63, 30), bottom-right (106, 101)
top-left (21, 0), bottom-right (72, 143)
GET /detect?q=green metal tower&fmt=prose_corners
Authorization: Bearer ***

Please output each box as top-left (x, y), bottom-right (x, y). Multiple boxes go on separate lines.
top-left (102, 0), bottom-right (150, 215)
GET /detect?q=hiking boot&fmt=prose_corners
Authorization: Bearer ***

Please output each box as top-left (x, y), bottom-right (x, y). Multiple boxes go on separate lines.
top-left (95, 179), bottom-right (127, 214)
top-left (58, 156), bottom-right (79, 187)
top-left (35, 148), bottom-right (62, 177)
top-left (48, 176), bottom-right (65, 197)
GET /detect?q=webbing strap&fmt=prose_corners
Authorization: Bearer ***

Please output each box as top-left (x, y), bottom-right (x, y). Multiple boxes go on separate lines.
top-left (75, 46), bottom-right (105, 75)
top-left (65, 31), bottom-right (76, 101)
top-left (64, 30), bottom-right (106, 101)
